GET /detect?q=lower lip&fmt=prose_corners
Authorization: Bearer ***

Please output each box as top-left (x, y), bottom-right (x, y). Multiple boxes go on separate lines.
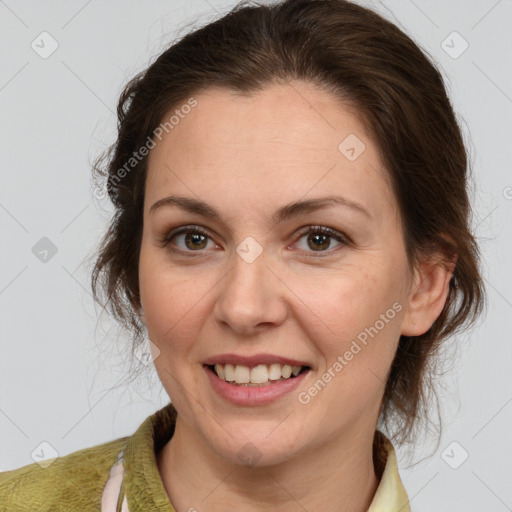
top-left (204, 365), bottom-right (310, 406)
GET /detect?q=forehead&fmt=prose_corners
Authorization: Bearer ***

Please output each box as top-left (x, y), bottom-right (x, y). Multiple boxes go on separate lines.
top-left (144, 80), bottom-right (397, 223)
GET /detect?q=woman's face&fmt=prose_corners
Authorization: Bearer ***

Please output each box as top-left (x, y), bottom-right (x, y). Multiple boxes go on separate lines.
top-left (139, 80), bottom-right (420, 466)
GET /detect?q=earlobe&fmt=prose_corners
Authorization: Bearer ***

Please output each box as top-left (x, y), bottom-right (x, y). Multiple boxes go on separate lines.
top-left (400, 255), bottom-right (456, 337)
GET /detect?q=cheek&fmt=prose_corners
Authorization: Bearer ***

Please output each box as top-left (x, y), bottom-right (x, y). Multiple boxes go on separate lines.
top-left (293, 263), bottom-right (400, 350)
top-left (142, 281), bottom-right (201, 349)
top-left (303, 270), bottom-right (404, 403)
top-left (139, 250), bottom-right (219, 361)
top-left (140, 268), bottom-right (210, 400)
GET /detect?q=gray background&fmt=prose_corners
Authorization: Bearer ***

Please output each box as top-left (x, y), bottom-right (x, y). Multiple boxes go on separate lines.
top-left (1, 0), bottom-right (511, 510)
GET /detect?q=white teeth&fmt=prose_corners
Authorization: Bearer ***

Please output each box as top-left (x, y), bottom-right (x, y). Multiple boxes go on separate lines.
top-left (214, 364), bottom-right (225, 380)
top-left (211, 363), bottom-right (305, 385)
top-left (234, 365), bottom-right (251, 384)
top-left (250, 364), bottom-right (269, 384)
top-left (281, 365), bottom-right (292, 378)
top-left (268, 363), bottom-right (282, 380)
top-left (224, 363), bottom-right (235, 381)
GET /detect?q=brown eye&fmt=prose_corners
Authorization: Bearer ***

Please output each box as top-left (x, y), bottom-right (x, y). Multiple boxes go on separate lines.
top-left (294, 226), bottom-right (349, 255)
top-left (182, 232), bottom-right (209, 250)
top-left (306, 232), bottom-right (331, 251)
top-left (163, 226), bottom-right (217, 253)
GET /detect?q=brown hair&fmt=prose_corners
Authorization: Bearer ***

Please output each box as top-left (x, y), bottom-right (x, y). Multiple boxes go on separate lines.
top-left (91, 0), bottom-right (485, 446)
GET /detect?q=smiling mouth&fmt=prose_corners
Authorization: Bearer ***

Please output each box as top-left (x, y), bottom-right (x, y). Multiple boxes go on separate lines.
top-left (205, 363), bottom-right (311, 387)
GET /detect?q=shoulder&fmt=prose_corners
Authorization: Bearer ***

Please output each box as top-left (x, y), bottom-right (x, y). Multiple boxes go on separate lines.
top-left (0, 436), bottom-right (128, 511)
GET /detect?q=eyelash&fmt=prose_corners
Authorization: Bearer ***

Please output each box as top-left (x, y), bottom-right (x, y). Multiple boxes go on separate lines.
top-left (158, 225), bottom-right (351, 258)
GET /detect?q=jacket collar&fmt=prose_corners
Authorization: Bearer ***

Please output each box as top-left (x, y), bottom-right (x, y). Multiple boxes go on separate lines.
top-left (122, 403), bottom-right (410, 511)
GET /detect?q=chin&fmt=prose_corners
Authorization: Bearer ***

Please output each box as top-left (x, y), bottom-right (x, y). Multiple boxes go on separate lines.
top-left (207, 428), bottom-right (302, 469)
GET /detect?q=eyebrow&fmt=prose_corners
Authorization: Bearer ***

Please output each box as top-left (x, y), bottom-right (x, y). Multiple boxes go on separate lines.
top-left (149, 194), bottom-right (372, 224)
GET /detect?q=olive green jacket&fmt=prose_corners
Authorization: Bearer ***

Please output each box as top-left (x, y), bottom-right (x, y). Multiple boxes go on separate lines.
top-left (0, 403), bottom-right (410, 511)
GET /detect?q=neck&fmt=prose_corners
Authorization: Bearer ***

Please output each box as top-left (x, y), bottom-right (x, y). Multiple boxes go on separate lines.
top-left (157, 417), bottom-right (380, 512)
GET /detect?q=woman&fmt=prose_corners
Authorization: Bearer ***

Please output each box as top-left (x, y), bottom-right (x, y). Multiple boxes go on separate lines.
top-left (0, 0), bottom-right (485, 510)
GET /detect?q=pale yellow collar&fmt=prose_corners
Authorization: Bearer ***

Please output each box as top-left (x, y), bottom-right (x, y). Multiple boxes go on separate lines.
top-left (368, 434), bottom-right (410, 511)
top-left (125, 404), bottom-right (410, 511)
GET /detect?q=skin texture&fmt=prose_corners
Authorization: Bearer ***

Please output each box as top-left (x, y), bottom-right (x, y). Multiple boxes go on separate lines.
top-left (138, 80), bottom-right (453, 512)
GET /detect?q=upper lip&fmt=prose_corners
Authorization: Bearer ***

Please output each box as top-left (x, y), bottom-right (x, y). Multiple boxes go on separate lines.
top-left (203, 353), bottom-right (312, 368)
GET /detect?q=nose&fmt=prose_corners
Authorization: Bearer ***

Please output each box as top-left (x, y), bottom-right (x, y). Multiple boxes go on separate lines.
top-left (213, 247), bottom-right (287, 336)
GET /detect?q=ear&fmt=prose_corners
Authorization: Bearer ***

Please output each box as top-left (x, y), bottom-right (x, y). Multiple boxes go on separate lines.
top-left (400, 252), bottom-right (457, 337)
